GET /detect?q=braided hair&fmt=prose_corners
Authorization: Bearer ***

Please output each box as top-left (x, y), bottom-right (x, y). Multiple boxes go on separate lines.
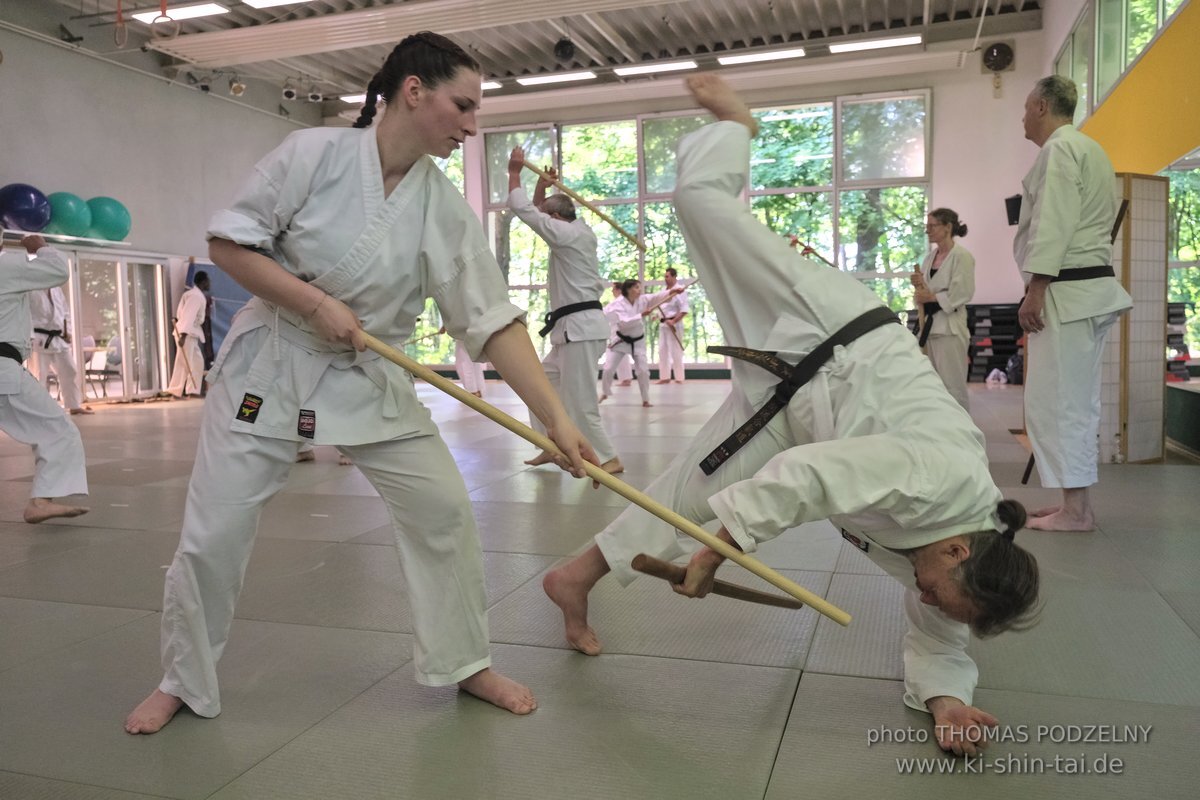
top-left (352, 32), bottom-right (479, 129)
top-left (956, 499), bottom-right (1040, 637)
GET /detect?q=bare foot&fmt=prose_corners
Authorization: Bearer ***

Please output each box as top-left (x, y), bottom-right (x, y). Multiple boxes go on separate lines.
top-left (598, 394), bottom-right (608, 403)
top-left (618, 380), bottom-right (632, 387)
top-left (686, 73), bottom-right (759, 135)
top-left (1026, 510), bottom-right (1095, 532)
top-left (601, 457), bottom-right (624, 475)
top-left (124, 689), bottom-right (185, 734)
top-left (524, 450), bottom-right (557, 467)
top-left (1029, 506), bottom-right (1060, 518)
top-left (69, 407), bottom-right (95, 415)
top-left (642, 401), bottom-right (652, 408)
top-left (24, 498), bottom-right (88, 524)
top-left (457, 668), bottom-right (537, 715)
top-left (655, 379), bottom-right (670, 384)
top-left (338, 455), bottom-right (353, 466)
top-left (543, 566), bottom-right (603, 656)
top-left (472, 391), bottom-right (482, 397)
top-left (296, 449), bottom-right (315, 463)
top-left (675, 380), bottom-right (684, 384)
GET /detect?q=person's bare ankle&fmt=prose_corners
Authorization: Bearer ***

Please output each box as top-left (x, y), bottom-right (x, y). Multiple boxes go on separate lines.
top-left (457, 668), bottom-right (537, 715)
top-left (124, 689), bottom-right (185, 735)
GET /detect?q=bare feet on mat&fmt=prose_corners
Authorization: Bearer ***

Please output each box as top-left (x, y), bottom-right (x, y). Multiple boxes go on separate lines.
top-left (524, 450), bottom-right (557, 467)
top-left (600, 457), bottom-right (624, 475)
top-left (1026, 510), bottom-right (1094, 532)
top-left (124, 689), bottom-right (185, 734)
top-left (338, 454), bottom-right (353, 466)
top-left (618, 380), bottom-right (632, 387)
top-left (598, 394), bottom-right (608, 403)
top-left (69, 406), bottom-right (94, 415)
top-left (458, 668), bottom-right (537, 715)
top-left (686, 73), bottom-right (759, 135)
top-left (543, 567), bottom-right (602, 656)
top-left (296, 449), bottom-right (315, 463)
top-left (24, 498), bottom-right (88, 524)
top-left (655, 379), bottom-right (670, 384)
top-left (675, 380), bottom-right (684, 384)
top-left (1029, 506), bottom-right (1060, 517)
top-left (642, 401), bottom-right (652, 408)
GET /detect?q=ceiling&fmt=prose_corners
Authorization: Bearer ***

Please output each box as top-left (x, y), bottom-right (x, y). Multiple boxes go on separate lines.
top-left (49, 0), bottom-right (1042, 104)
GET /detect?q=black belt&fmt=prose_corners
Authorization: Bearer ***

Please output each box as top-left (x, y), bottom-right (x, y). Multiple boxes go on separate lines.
top-left (699, 306), bottom-right (900, 475)
top-left (33, 327), bottom-right (62, 349)
top-left (0, 342), bottom-right (24, 365)
top-left (538, 300), bottom-right (603, 337)
top-left (615, 331), bottom-right (644, 346)
top-left (1050, 265), bottom-right (1114, 283)
top-left (917, 302), bottom-right (940, 347)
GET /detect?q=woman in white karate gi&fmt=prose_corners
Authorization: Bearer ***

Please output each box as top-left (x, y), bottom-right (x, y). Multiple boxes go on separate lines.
top-left (544, 75), bottom-right (1039, 757)
top-left (126, 32), bottom-right (595, 735)
top-left (27, 284), bottom-right (92, 414)
top-left (604, 282), bottom-right (634, 386)
top-left (599, 279), bottom-right (683, 407)
top-left (0, 235), bottom-right (89, 523)
top-left (912, 208), bottom-right (975, 409)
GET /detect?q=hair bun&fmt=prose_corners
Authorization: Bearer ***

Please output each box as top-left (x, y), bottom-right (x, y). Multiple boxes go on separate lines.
top-left (996, 498), bottom-right (1026, 540)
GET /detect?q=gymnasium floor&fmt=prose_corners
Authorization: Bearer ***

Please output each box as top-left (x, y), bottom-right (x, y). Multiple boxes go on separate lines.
top-left (1, 379), bottom-right (1197, 799)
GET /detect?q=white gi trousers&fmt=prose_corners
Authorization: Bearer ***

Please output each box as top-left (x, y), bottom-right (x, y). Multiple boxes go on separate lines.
top-left (0, 362), bottom-right (88, 498)
top-left (454, 340), bottom-right (486, 395)
top-left (601, 339), bottom-right (650, 403)
top-left (532, 338), bottom-right (615, 464)
top-left (658, 321), bottom-right (686, 382)
top-left (925, 333), bottom-right (969, 410)
top-left (158, 338), bottom-right (490, 718)
top-left (616, 354), bottom-right (633, 383)
top-left (29, 348), bottom-right (83, 410)
top-left (166, 335), bottom-right (205, 396)
top-left (1024, 300), bottom-right (1119, 489)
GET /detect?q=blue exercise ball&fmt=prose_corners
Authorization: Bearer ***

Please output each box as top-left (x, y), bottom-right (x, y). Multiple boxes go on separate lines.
top-left (0, 183), bottom-right (52, 232)
top-left (86, 196), bottom-right (132, 241)
top-left (45, 192), bottom-right (93, 237)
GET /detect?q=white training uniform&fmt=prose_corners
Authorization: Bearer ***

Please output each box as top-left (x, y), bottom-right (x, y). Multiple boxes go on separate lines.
top-left (157, 127), bottom-right (526, 718)
top-left (166, 284), bottom-right (207, 396)
top-left (656, 286), bottom-right (689, 382)
top-left (1014, 125), bottom-right (1132, 488)
top-left (595, 122), bottom-right (1005, 712)
top-left (27, 285), bottom-right (84, 410)
top-left (0, 246), bottom-right (88, 500)
top-left (919, 244), bottom-right (974, 410)
top-left (601, 290), bottom-right (675, 403)
top-left (454, 339), bottom-right (486, 395)
top-left (604, 295), bottom-right (634, 383)
top-left (507, 188), bottom-right (616, 462)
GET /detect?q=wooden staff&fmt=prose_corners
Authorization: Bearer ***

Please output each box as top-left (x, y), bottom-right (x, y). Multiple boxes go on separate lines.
top-left (403, 330), bottom-right (441, 346)
top-left (791, 238), bottom-right (838, 270)
top-left (522, 161), bottom-right (646, 253)
top-left (632, 554), bottom-right (804, 609)
top-left (360, 331), bottom-right (851, 627)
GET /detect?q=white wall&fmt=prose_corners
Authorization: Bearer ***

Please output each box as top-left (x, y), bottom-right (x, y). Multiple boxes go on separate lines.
top-left (0, 27), bottom-right (308, 257)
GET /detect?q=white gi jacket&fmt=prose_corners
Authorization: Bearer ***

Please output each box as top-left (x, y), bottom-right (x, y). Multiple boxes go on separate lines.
top-left (920, 245), bottom-right (974, 340)
top-left (28, 286), bottom-right (71, 353)
top-left (677, 122), bottom-right (1003, 711)
top-left (1, 248), bottom-right (70, 381)
top-left (605, 290), bottom-right (676, 345)
top-left (174, 285), bottom-right (208, 342)
top-left (207, 127), bottom-right (524, 445)
top-left (658, 287), bottom-right (689, 321)
top-left (1014, 125), bottom-right (1132, 322)
top-left (506, 188), bottom-right (608, 345)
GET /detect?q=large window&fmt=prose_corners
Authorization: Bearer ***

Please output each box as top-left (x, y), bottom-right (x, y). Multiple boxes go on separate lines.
top-left (1071, 0), bottom-right (1186, 112)
top-left (479, 91), bottom-right (930, 366)
top-left (1166, 156), bottom-right (1200, 356)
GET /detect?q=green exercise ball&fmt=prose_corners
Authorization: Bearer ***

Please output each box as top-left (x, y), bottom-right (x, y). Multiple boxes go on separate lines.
top-left (45, 192), bottom-right (92, 237)
top-left (86, 196), bottom-right (132, 241)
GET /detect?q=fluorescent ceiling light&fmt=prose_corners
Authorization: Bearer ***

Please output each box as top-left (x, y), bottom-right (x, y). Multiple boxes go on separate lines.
top-left (613, 60), bottom-right (698, 77)
top-left (243, 0), bottom-right (308, 8)
top-left (717, 47), bottom-right (806, 66)
top-left (515, 71), bottom-right (597, 86)
top-left (131, 3), bottom-right (229, 23)
top-left (481, 81), bottom-right (503, 90)
top-left (340, 94), bottom-right (367, 103)
top-left (828, 35), bottom-right (922, 54)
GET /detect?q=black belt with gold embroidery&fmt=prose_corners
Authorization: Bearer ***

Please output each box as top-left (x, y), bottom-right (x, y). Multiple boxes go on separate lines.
top-left (699, 306), bottom-right (900, 475)
top-left (538, 300), bottom-right (603, 337)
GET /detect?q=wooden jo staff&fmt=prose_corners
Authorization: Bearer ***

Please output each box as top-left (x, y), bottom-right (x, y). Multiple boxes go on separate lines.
top-left (360, 331), bottom-right (851, 627)
top-left (522, 161), bottom-right (647, 253)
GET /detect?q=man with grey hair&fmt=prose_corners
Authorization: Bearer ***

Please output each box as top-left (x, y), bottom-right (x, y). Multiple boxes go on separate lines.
top-left (1014, 75), bottom-right (1131, 531)
top-left (506, 146), bottom-right (623, 473)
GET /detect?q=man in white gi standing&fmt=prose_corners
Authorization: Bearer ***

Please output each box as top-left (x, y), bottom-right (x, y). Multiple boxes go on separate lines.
top-left (165, 271), bottom-right (210, 399)
top-left (28, 283), bottom-right (93, 415)
top-left (1015, 76), bottom-right (1132, 532)
top-left (544, 75), bottom-right (1040, 756)
top-left (655, 267), bottom-right (689, 384)
top-left (507, 147), bottom-right (623, 474)
top-left (0, 235), bottom-right (89, 523)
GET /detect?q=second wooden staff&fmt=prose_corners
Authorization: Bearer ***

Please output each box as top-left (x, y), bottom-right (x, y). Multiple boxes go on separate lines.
top-left (522, 161), bottom-right (646, 253)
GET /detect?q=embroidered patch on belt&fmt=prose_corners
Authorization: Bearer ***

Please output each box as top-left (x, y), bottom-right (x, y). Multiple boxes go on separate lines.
top-left (298, 409), bottom-right (316, 439)
top-left (236, 393), bottom-right (263, 424)
top-left (841, 529), bottom-right (870, 552)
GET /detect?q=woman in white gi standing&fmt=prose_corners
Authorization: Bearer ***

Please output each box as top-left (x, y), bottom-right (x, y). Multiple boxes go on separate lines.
top-left (599, 279), bottom-right (682, 407)
top-left (912, 208), bottom-right (975, 409)
top-left (545, 75), bottom-right (1039, 757)
top-left (125, 32), bottom-right (595, 734)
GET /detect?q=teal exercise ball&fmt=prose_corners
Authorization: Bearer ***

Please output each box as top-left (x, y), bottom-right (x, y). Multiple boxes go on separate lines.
top-left (86, 196), bottom-right (131, 241)
top-left (46, 192), bottom-right (92, 237)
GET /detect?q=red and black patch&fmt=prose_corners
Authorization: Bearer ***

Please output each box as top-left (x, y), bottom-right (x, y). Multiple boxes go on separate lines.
top-left (298, 409), bottom-right (316, 439)
top-left (841, 529), bottom-right (870, 552)
top-left (236, 393), bottom-right (263, 423)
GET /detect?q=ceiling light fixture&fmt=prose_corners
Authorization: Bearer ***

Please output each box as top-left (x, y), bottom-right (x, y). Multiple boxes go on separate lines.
top-left (515, 71), bottom-right (597, 87)
top-left (228, 77), bottom-right (246, 96)
top-left (242, 0), bottom-right (308, 8)
top-left (340, 93), bottom-right (367, 103)
top-left (481, 80), bottom-right (502, 91)
top-left (828, 35), bottom-right (923, 54)
top-left (716, 47), bottom-right (807, 66)
top-left (130, 3), bottom-right (229, 24)
top-left (613, 60), bottom-right (698, 77)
